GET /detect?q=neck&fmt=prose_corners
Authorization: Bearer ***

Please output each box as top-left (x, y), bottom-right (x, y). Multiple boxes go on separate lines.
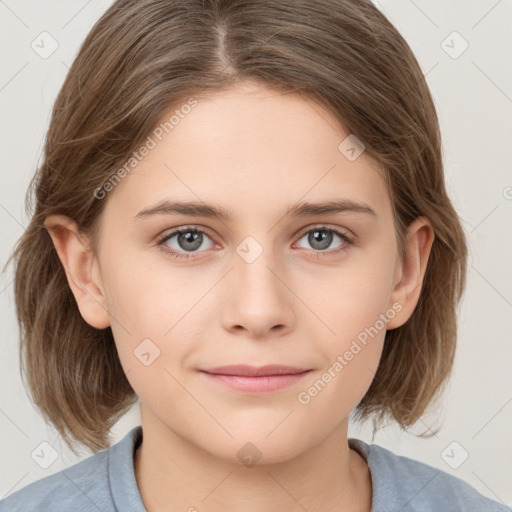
top-left (133, 409), bottom-right (372, 512)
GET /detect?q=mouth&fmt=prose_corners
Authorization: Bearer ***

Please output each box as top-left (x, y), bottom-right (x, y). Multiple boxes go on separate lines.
top-left (198, 365), bottom-right (312, 393)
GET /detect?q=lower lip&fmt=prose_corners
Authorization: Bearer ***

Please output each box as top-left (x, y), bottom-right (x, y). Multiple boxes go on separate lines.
top-left (199, 371), bottom-right (311, 392)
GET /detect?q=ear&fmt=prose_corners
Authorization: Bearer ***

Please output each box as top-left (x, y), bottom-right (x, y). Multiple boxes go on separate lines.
top-left (44, 214), bottom-right (111, 329)
top-left (386, 216), bottom-right (435, 330)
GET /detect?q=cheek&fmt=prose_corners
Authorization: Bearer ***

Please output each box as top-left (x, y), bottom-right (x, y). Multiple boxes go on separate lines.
top-left (303, 245), bottom-right (397, 346)
top-left (296, 335), bottom-right (384, 433)
top-left (303, 244), bottom-right (396, 400)
top-left (100, 255), bottom-right (218, 396)
top-left (295, 260), bottom-right (394, 418)
top-left (102, 251), bottom-right (204, 335)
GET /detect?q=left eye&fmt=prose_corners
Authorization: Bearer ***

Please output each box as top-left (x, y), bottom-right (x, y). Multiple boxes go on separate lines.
top-left (294, 226), bottom-right (353, 253)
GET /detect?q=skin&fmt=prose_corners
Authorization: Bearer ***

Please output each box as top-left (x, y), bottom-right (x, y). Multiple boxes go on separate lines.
top-left (45, 80), bottom-right (434, 512)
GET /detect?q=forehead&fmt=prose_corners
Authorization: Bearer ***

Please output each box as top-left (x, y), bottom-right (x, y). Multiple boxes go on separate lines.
top-left (103, 82), bottom-right (390, 224)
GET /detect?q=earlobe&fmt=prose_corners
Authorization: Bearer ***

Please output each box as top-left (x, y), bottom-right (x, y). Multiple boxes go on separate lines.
top-left (386, 217), bottom-right (435, 330)
top-left (44, 214), bottom-right (111, 329)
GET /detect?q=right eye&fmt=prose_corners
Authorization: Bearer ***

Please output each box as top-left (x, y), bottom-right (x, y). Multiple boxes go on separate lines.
top-left (157, 226), bottom-right (218, 260)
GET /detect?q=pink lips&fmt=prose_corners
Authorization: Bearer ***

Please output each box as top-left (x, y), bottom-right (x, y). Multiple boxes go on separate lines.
top-left (199, 365), bottom-right (312, 393)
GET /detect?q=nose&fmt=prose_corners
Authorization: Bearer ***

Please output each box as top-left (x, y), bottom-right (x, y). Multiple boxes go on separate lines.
top-left (221, 244), bottom-right (295, 339)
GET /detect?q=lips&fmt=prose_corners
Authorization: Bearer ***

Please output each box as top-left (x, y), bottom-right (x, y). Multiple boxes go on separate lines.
top-left (198, 365), bottom-right (312, 393)
top-left (199, 364), bottom-right (310, 377)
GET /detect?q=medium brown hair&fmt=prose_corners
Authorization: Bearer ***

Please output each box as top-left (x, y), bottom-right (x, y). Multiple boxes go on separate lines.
top-left (4, 0), bottom-right (467, 453)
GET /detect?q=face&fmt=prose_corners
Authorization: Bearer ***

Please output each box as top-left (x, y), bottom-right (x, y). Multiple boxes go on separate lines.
top-left (85, 81), bottom-right (407, 463)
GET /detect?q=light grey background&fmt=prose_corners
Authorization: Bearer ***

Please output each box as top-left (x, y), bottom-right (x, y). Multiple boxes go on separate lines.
top-left (1, 0), bottom-right (511, 506)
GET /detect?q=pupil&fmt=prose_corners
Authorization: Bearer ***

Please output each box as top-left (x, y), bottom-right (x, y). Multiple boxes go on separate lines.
top-left (309, 230), bottom-right (332, 250)
top-left (179, 231), bottom-right (202, 251)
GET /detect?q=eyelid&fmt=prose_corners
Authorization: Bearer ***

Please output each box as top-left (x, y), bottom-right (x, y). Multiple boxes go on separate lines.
top-left (157, 224), bottom-right (219, 247)
top-left (294, 223), bottom-right (353, 240)
top-left (158, 223), bottom-right (353, 242)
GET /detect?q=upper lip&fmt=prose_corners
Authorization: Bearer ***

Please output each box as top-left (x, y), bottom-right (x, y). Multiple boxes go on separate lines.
top-left (200, 365), bottom-right (311, 377)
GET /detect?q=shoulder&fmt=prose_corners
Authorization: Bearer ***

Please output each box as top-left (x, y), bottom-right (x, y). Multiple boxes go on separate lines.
top-left (0, 449), bottom-right (112, 512)
top-left (349, 438), bottom-right (510, 512)
top-left (0, 426), bottom-right (144, 512)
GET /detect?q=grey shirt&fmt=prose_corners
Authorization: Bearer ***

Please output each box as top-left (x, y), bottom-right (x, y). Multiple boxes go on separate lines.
top-left (0, 426), bottom-right (509, 511)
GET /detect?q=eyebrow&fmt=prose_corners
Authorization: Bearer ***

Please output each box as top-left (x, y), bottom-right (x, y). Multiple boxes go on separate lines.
top-left (134, 199), bottom-right (377, 222)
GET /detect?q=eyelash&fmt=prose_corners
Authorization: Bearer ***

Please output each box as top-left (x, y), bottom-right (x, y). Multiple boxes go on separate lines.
top-left (156, 224), bottom-right (355, 261)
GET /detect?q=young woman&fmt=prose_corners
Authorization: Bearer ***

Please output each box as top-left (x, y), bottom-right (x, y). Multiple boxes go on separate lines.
top-left (1, 0), bottom-right (508, 510)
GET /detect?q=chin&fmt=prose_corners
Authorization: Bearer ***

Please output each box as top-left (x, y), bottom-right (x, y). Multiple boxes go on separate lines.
top-left (199, 431), bottom-right (313, 468)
